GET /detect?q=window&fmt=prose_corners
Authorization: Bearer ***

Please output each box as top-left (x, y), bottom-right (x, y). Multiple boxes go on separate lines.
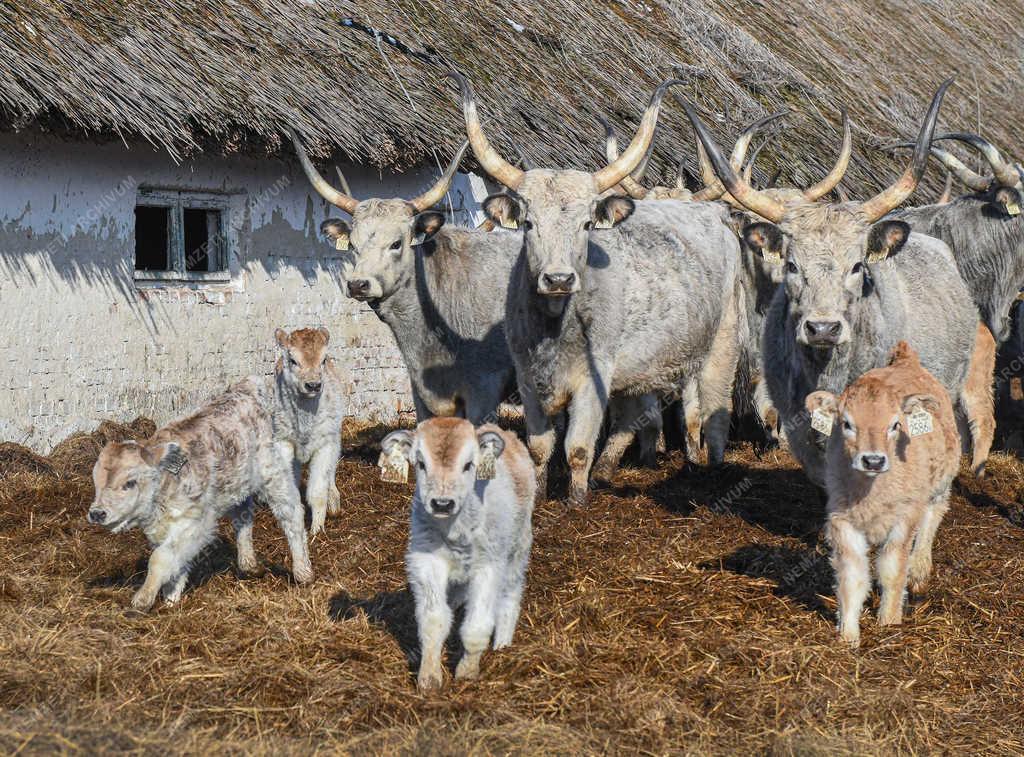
top-left (134, 190), bottom-right (230, 282)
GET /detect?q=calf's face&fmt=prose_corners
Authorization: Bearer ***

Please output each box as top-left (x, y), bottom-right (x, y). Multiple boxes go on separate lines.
top-left (744, 205), bottom-right (910, 348)
top-left (89, 441), bottom-right (185, 531)
top-left (382, 418), bottom-right (505, 519)
top-left (806, 385), bottom-right (939, 477)
top-left (276, 327), bottom-right (331, 397)
top-left (320, 200), bottom-right (445, 302)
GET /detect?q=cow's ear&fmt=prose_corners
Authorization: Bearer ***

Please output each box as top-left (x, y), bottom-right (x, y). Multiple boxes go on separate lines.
top-left (993, 187), bottom-right (1022, 217)
top-left (380, 429), bottom-right (415, 463)
top-left (805, 390), bottom-right (838, 418)
top-left (743, 222), bottom-right (785, 264)
top-left (275, 328), bottom-right (290, 349)
top-left (476, 429), bottom-right (506, 458)
top-left (411, 211), bottom-right (446, 246)
top-left (902, 393), bottom-right (941, 417)
top-left (317, 327), bottom-right (330, 345)
top-left (592, 195), bottom-right (635, 229)
top-left (865, 220), bottom-right (910, 263)
top-left (141, 441), bottom-right (187, 474)
top-left (483, 194), bottom-right (524, 230)
top-left (321, 218), bottom-right (351, 251)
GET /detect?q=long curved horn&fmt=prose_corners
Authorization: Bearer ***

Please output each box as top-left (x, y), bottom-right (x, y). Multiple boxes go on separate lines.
top-left (599, 116), bottom-right (647, 199)
top-left (592, 79), bottom-right (683, 193)
top-left (804, 109), bottom-right (852, 201)
top-left (409, 141), bottom-right (470, 212)
top-left (289, 128), bottom-right (358, 214)
top-left (681, 100), bottom-right (786, 222)
top-left (694, 111), bottom-right (786, 200)
top-left (937, 170), bottom-right (953, 204)
top-left (742, 138), bottom-right (771, 184)
top-left (334, 166), bottom-right (353, 197)
top-left (934, 132), bottom-right (1020, 188)
top-left (675, 157), bottom-right (686, 190)
top-left (447, 70), bottom-right (525, 190)
top-left (860, 77), bottom-right (954, 222)
top-left (886, 141), bottom-right (990, 191)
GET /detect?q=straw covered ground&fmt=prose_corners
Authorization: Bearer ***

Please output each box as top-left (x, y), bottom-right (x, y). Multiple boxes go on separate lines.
top-left (0, 418), bottom-right (1022, 755)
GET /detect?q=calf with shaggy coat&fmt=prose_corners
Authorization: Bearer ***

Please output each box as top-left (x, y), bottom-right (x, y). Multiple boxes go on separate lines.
top-left (88, 378), bottom-right (312, 611)
top-left (807, 342), bottom-right (959, 647)
top-left (382, 418), bottom-right (535, 692)
top-left (272, 327), bottom-right (345, 536)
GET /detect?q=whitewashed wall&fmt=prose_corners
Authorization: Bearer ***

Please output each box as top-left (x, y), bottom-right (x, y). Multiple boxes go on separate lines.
top-left (0, 131), bottom-right (486, 452)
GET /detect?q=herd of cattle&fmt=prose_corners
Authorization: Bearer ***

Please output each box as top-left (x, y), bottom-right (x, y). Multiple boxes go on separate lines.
top-left (86, 72), bottom-right (1024, 689)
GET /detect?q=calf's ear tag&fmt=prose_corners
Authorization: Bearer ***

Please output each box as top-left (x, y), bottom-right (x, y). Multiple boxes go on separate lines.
top-left (865, 250), bottom-right (888, 263)
top-left (335, 235), bottom-right (350, 251)
top-left (593, 218), bottom-right (615, 230)
top-left (161, 448), bottom-right (188, 476)
top-left (907, 409), bottom-right (933, 437)
top-left (1006, 201), bottom-right (1021, 216)
top-left (762, 250), bottom-right (782, 264)
top-left (500, 219), bottom-right (519, 230)
top-left (810, 408), bottom-right (833, 436)
top-left (378, 446), bottom-right (409, 483)
top-left (476, 443), bottom-right (497, 481)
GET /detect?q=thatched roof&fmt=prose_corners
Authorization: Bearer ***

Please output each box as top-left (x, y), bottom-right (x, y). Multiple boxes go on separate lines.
top-left (1, 0), bottom-right (1022, 197)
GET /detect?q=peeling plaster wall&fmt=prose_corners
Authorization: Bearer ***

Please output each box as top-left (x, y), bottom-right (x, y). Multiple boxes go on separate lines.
top-left (0, 131), bottom-right (487, 452)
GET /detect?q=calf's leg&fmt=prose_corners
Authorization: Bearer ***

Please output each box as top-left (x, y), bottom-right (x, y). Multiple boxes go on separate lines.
top-left (408, 552), bottom-right (452, 692)
top-left (229, 497), bottom-right (260, 575)
top-left (876, 524), bottom-right (912, 626)
top-left (909, 488), bottom-right (951, 593)
top-left (307, 441), bottom-right (341, 536)
top-left (455, 565), bottom-right (499, 680)
top-left (827, 519), bottom-right (870, 647)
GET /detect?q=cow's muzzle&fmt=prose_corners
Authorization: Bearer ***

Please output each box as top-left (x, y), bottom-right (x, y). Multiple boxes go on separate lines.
top-left (804, 320), bottom-right (843, 346)
top-left (537, 270), bottom-right (579, 296)
top-left (88, 508), bottom-right (108, 525)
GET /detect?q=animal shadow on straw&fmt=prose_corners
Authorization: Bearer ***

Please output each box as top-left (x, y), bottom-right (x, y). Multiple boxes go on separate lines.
top-left (329, 589), bottom-right (468, 677)
top-left (953, 474), bottom-right (1024, 528)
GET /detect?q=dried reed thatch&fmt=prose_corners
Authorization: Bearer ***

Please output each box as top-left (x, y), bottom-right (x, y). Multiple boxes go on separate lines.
top-left (1, 1), bottom-right (1021, 199)
top-left (0, 419), bottom-right (1022, 753)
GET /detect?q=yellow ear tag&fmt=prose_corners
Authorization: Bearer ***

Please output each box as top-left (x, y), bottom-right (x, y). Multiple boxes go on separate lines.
top-left (810, 408), bottom-right (833, 436)
top-left (762, 250), bottom-right (782, 264)
top-left (594, 218), bottom-right (615, 230)
top-left (335, 236), bottom-right (350, 251)
top-left (1006, 201), bottom-right (1021, 216)
top-left (907, 409), bottom-right (933, 437)
top-left (866, 250), bottom-right (888, 263)
top-left (501, 219), bottom-right (519, 230)
top-left (378, 446), bottom-right (409, 483)
top-left (476, 442), bottom-right (498, 481)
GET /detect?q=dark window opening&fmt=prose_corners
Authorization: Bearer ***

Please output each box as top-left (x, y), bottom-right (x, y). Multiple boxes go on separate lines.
top-left (134, 206), bottom-right (170, 271)
top-left (183, 208), bottom-right (222, 272)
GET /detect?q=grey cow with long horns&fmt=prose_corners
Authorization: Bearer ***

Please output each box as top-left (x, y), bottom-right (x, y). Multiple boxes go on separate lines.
top-left (450, 72), bottom-right (746, 505)
top-left (682, 79), bottom-right (985, 486)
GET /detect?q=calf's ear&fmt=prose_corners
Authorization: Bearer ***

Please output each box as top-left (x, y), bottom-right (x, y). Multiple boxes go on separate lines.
top-left (142, 441), bottom-right (188, 475)
top-left (317, 327), bottom-right (330, 345)
top-left (412, 211), bottom-right (446, 246)
top-left (993, 187), bottom-right (1022, 217)
top-left (743, 222), bottom-right (785, 264)
top-left (902, 393), bottom-right (941, 416)
top-left (593, 195), bottom-right (635, 229)
top-left (381, 430), bottom-right (416, 463)
top-left (805, 391), bottom-right (838, 418)
top-left (275, 328), bottom-right (290, 349)
top-left (864, 220), bottom-right (910, 263)
top-left (321, 218), bottom-right (351, 251)
top-left (476, 430), bottom-right (506, 459)
top-left (483, 194), bottom-right (524, 230)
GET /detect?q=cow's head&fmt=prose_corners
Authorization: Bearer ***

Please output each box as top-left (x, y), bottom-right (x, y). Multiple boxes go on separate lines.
top-left (382, 417), bottom-right (506, 520)
top-left (275, 326), bottom-right (331, 398)
top-left (89, 440), bottom-right (186, 532)
top-left (451, 72), bottom-right (682, 312)
top-left (290, 129), bottom-right (467, 303)
top-left (684, 79), bottom-right (952, 349)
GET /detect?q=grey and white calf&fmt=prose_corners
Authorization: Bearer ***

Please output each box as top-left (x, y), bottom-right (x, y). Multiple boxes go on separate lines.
top-left (290, 130), bottom-right (520, 424)
top-left (272, 327), bottom-right (345, 536)
top-left (889, 133), bottom-right (1024, 343)
top-left (684, 79), bottom-right (982, 486)
top-left (383, 418), bottom-right (535, 692)
top-left (452, 72), bottom-right (746, 505)
top-left (88, 378), bottom-right (312, 611)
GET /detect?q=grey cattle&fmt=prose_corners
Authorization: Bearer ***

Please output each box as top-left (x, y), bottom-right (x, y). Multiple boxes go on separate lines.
top-left (383, 417), bottom-right (534, 692)
top-left (684, 79), bottom-right (982, 486)
top-left (889, 135), bottom-right (1024, 343)
top-left (452, 73), bottom-right (745, 505)
top-left (87, 378), bottom-right (312, 611)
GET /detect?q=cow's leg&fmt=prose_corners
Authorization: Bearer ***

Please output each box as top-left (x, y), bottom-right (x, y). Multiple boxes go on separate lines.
top-left (408, 552), bottom-right (452, 692)
top-left (960, 390), bottom-right (995, 479)
top-left (876, 522), bottom-right (913, 626)
top-left (699, 289), bottom-right (742, 466)
top-left (162, 570), bottom-right (190, 605)
top-left (908, 488), bottom-right (951, 593)
top-left (494, 538), bottom-right (530, 649)
top-left (229, 497), bottom-right (260, 576)
top-left (455, 564), bottom-right (499, 680)
top-left (683, 380), bottom-right (703, 465)
top-left (828, 519), bottom-right (870, 647)
top-left (464, 373), bottom-right (508, 426)
top-left (306, 441), bottom-right (341, 537)
top-left (752, 373), bottom-right (780, 442)
top-left (521, 385), bottom-right (555, 503)
top-left (564, 378), bottom-right (610, 507)
top-left (593, 394), bottom-right (658, 482)
top-left (132, 542), bottom-right (190, 612)
top-left (260, 454), bottom-right (313, 584)
top-left (410, 386), bottom-right (433, 424)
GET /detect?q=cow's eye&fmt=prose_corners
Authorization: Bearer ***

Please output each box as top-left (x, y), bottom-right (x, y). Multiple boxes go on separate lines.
top-left (583, 220), bottom-right (593, 231)
top-left (417, 460), bottom-right (426, 471)
top-left (851, 262), bottom-right (863, 275)
top-left (842, 419), bottom-right (853, 432)
top-left (321, 357), bottom-right (327, 366)
top-left (390, 239), bottom-right (402, 250)
top-left (786, 260), bottom-right (799, 275)
top-left (522, 220), bottom-right (533, 231)
top-left (463, 461), bottom-right (473, 472)
top-left (288, 357), bottom-right (297, 367)
top-left (123, 480), bottom-right (136, 490)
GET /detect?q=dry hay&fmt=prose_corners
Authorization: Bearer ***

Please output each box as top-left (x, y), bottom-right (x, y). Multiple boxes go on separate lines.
top-left (0, 421), bottom-right (1022, 755)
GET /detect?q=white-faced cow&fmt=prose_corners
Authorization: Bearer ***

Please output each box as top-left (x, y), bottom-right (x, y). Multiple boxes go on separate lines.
top-left (451, 72), bottom-right (746, 505)
top-left (683, 79), bottom-right (987, 486)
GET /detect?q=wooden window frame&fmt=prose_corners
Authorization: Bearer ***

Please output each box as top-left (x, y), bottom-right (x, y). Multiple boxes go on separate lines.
top-left (134, 190), bottom-right (232, 284)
